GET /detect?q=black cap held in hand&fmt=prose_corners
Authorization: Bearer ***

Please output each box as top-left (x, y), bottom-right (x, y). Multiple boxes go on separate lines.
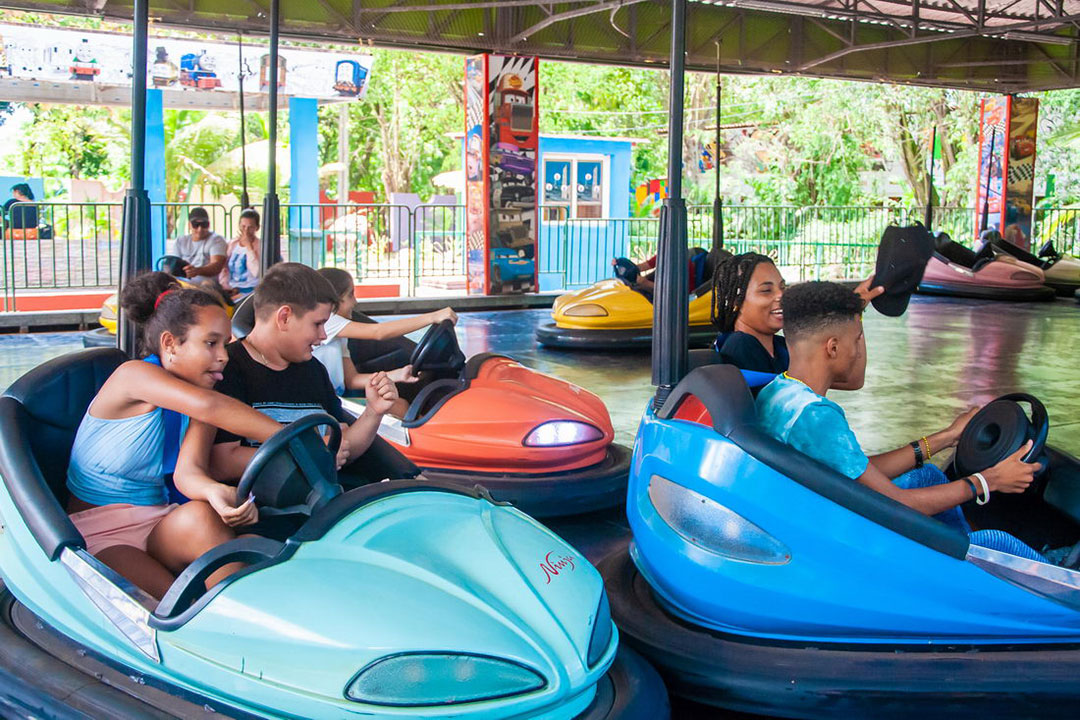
top-left (871, 224), bottom-right (935, 317)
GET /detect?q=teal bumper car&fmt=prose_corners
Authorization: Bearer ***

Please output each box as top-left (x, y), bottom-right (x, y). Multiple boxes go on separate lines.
top-left (0, 348), bottom-right (668, 719)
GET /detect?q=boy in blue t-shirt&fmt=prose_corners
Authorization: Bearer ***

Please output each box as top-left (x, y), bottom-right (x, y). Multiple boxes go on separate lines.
top-left (755, 281), bottom-right (1045, 561)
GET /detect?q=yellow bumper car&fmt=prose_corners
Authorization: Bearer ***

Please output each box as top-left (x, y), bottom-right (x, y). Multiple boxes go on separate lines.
top-left (537, 279), bottom-right (717, 350)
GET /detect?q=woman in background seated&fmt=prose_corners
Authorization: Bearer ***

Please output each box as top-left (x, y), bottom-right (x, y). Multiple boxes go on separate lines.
top-left (220, 208), bottom-right (262, 299)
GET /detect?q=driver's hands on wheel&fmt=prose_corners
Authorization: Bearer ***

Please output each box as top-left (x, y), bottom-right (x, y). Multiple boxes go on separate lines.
top-left (388, 365), bottom-right (419, 384)
top-left (365, 371), bottom-right (399, 416)
top-left (205, 483), bottom-right (259, 527)
top-left (429, 307), bottom-right (458, 325)
top-left (940, 406), bottom-right (979, 448)
top-left (854, 274), bottom-right (885, 309)
top-left (980, 440), bottom-right (1042, 494)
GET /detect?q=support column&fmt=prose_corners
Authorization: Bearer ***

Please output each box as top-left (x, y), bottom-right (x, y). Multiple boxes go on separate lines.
top-left (145, 88), bottom-right (167, 261)
top-left (118, 0), bottom-right (151, 355)
top-left (260, 0), bottom-right (281, 273)
top-left (652, 0), bottom-right (689, 405)
top-left (288, 96), bottom-right (320, 265)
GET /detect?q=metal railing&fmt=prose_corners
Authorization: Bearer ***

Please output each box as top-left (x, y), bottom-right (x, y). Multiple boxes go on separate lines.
top-left (3, 201), bottom-right (1080, 309)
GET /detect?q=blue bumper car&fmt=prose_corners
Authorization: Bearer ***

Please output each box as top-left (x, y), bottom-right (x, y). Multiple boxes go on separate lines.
top-left (601, 363), bottom-right (1080, 719)
top-left (0, 348), bottom-right (668, 719)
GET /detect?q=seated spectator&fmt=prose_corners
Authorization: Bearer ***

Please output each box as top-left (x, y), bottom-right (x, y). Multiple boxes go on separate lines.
top-left (3, 183), bottom-right (38, 230)
top-left (220, 208), bottom-right (262, 298)
top-left (169, 207), bottom-right (227, 285)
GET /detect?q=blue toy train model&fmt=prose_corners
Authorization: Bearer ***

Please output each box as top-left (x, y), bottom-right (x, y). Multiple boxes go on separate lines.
top-left (334, 59), bottom-right (368, 97)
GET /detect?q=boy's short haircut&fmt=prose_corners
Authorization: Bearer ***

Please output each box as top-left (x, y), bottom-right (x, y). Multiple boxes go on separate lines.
top-left (253, 262), bottom-right (339, 319)
top-left (782, 281), bottom-right (863, 342)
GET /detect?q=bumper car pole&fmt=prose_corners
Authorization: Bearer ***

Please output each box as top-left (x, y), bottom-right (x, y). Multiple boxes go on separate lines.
top-left (260, 0), bottom-right (282, 274)
top-left (118, 0), bottom-right (152, 356)
top-left (652, 0), bottom-right (689, 410)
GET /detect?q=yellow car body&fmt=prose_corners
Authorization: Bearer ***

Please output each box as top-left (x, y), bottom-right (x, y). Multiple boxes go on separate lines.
top-left (551, 279), bottom-right (715, 331)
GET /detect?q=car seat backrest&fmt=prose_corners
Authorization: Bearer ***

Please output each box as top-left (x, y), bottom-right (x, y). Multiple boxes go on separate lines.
top-left (935, 236), bottom-right (978, 268)
top-left (658, 364), bottom-right (756, 438)
top-left (3, 348), bottom-right (126, 503)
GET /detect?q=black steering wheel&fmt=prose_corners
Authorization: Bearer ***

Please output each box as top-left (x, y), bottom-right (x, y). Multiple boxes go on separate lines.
top-left (236, 413), bottom-right (343, 517)
top-left (156, 254), bottom-right (190, 277)
top-left (408, 319), bottom-right (465, 375)
top-left (612, 257), bottom-right (639, 286)
top-left (953, 393), bottom-right (1049, 481)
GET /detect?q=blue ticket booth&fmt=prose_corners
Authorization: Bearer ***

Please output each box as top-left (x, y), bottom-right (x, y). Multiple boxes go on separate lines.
top-left (536, 134), bottom-right (635, 291)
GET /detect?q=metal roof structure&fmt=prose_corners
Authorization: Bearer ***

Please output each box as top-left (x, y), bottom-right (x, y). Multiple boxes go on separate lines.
top-left (1, 1), bottom-right (1076, 91)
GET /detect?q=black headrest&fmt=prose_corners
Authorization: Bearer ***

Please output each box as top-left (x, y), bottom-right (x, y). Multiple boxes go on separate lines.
top-left (4, 348), bottom-right (126, 429)
top-left (658, 364), bottom-right (756, 438)
top-left (231, 294), bottom-right (255, 339)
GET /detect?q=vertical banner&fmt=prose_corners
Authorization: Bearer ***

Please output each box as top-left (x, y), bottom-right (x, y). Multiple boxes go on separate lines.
top-left (975, 96), bottom-right (1007, 241)
top-left (486, 55), bottom-right (538, 295)
top-left (1004, 97), bottom-right (1038, 249)
top-left (464, 55), bottom-right (488, 295)
top-left (464, 54), bottom-right (539, 295)
top-left (975, 95), bottom-right (1038, 249)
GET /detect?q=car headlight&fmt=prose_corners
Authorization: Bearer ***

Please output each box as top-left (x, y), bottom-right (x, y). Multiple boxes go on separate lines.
top-left (523, 421), bottom-right (604, 447)
top-left (587, 592), bottom-right (613, 667)
top-left (1010, 271), bottom-right (1039, 281)
top-left (563, 303), bottom-right (608, 317)
top-left (346, 653), bottom-right (546, 706)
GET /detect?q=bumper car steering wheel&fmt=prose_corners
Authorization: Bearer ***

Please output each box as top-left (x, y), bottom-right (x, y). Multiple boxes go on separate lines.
top-left (236, 413), bottom-right (343, 517)
top-left (952, 393), bottom-right (1049, 484)
top-left (612, 257), bottom-right (639, 286)
top-left (156, 255), bottom-right (190, 277)
top-left (408, 319), bottom-right (465, 375)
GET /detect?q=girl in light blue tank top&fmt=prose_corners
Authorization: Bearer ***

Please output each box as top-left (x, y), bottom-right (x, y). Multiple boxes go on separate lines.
top-left (66, 272), bottom-right (282, 600)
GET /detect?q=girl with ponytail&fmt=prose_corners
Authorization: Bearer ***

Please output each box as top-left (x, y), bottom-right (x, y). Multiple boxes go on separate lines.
top-left (65, 271), bottom-right (282, 600)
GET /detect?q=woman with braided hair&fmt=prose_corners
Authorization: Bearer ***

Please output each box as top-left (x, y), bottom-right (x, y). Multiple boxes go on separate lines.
top-left (710, 252), bottom-right (884, 374)
top-left (710, 252), bottom-right (790, 373)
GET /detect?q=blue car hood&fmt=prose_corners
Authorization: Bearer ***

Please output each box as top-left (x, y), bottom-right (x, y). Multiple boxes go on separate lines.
top-left (158, 492), bottom-right (611, 713)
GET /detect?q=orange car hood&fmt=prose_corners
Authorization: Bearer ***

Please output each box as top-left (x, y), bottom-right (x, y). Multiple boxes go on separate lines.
top-left (391, 357), bottom-right (615, 474)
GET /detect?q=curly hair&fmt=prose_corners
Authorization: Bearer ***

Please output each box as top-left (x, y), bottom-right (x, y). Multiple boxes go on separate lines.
top-left (119, 271), bottom-right (222, 356)
top-left (781, 281), bottom-right (863, 342)
top-left (709, 252), bottom-right (775, 332)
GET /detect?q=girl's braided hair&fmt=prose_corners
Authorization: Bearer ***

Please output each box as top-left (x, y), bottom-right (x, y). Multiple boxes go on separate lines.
top-left (709, 252), bottom-right (775, 332)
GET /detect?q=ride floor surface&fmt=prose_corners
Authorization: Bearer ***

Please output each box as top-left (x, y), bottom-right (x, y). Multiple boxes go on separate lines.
top-left (2, 294), bottom-right (1078, 719)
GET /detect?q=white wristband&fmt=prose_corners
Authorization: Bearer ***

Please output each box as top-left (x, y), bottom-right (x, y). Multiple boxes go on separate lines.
top-left (972, 472), bottom-right (990, 505)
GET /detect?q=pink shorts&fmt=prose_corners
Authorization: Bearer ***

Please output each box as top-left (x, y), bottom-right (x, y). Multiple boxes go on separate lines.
top-left (69, 503), bottom-right (177, 556)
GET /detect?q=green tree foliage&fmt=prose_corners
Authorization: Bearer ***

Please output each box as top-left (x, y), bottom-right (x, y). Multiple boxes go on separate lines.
top-left (318, 48), bottom-right (462, 202)
top-left (3, 103), bottom-right (128, 193)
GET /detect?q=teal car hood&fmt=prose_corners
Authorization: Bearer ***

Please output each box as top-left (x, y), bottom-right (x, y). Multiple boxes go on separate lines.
top-left (158, 492), bottom-right (612, 714)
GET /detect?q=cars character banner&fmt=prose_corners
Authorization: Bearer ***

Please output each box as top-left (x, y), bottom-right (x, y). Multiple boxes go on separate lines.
top-left (465, 54), bottom-right (539, 295)
top-left (975, 95), bottom-right (1038, 249)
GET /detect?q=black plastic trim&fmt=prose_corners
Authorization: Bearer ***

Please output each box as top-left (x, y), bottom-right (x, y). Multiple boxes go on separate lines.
top-left (656, 365), bottom-right (969, 560)
top-left (601, 549), bottom-right (1080, 719)
top-left (417, 443), bottom-right (632, 518)
top-left (154, 537), bottom-right (286, 620)
top-left (535, 323), bottom-right (717, 351)
top-left (917, 281), bottom-right (1057, 301)
top-left (400, 378), bottom-right (467, 428)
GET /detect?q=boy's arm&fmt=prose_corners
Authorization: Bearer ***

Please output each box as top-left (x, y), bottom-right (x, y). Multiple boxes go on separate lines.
top-left (342, 372), bottom-right (398, 456)
top-left (854, 461), bottom-right (973, 517)
top-left (336, 308), bottom-right (456, 341)
top-left (867, 407), bottom-right (979, 478)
